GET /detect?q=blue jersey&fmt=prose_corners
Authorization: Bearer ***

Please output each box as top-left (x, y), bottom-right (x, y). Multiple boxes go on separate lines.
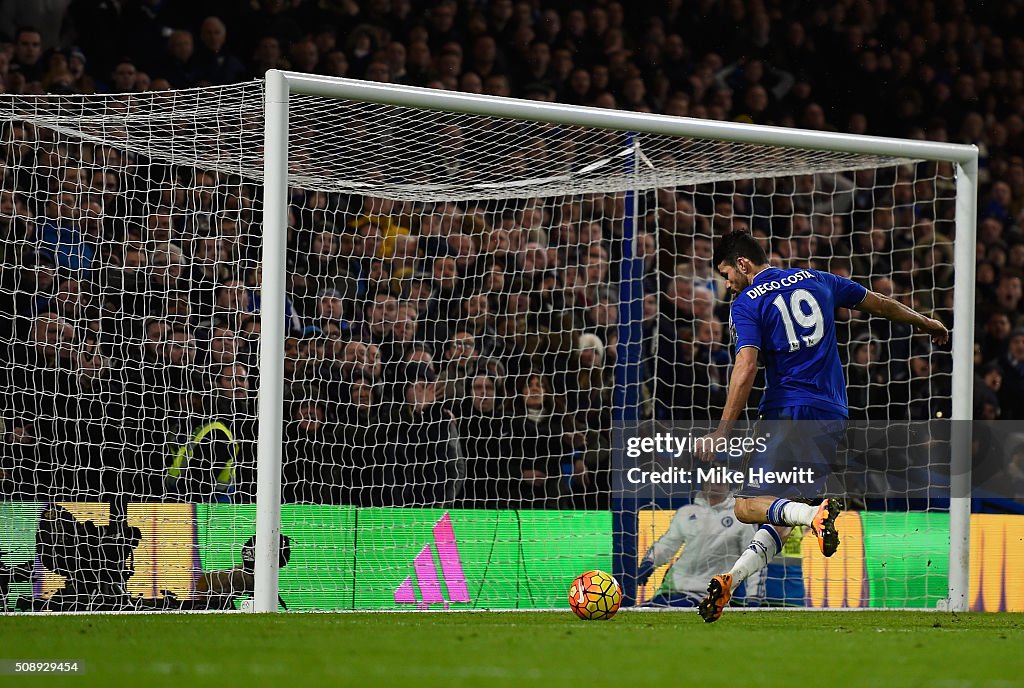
top-left (729, 267), bottom-right (867, 417)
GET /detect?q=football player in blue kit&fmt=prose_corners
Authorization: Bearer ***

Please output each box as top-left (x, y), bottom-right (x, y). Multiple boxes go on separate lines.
top-left (696, 231), bottom-right (949, 622)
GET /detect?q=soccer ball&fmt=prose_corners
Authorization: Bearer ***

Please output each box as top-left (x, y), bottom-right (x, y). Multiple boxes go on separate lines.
top-left (568, 569), bottom-right (622, 620)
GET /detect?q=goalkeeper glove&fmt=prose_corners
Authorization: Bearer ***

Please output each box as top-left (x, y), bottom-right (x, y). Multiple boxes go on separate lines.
top-left (636, 558), bottom-right (655, 586)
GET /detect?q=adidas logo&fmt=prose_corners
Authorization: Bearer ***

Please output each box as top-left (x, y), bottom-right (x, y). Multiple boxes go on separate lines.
top-left (393, 512), bottom-right (470, 609)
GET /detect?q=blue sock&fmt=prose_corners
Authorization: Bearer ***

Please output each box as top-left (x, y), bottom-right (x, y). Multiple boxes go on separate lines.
top-left (767, 498), bottom-right (790, 526)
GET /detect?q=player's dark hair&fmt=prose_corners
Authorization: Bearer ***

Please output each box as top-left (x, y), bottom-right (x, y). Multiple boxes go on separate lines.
top-left (713, 231), bottom-right (768, 270)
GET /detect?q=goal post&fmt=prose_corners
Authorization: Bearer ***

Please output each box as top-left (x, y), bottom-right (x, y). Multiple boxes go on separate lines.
top-left (256, 70), bottom-right (977, 613)
top-left (253, 70), bottom-right (290, 612)
top-left (0, 73), bottom-right (978, 614)
top-left (948, 155), bottom-right (979, 612)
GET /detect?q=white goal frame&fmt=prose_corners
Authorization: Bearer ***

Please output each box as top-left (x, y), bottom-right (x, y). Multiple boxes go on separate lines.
top-left (256, 69), bottom-right (978, 613)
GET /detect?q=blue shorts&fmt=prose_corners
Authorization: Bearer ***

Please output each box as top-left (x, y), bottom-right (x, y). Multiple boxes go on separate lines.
top-left (735, 406), bottom-right (846, 499)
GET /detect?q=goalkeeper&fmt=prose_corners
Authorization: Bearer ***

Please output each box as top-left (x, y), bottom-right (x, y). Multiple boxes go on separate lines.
top-left (636, 478), bottom-right (766, 607)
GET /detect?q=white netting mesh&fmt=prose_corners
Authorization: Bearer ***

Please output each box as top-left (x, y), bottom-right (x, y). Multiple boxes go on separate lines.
top-left (1, 83), bottom-right (918, 200)
top-left (0, 81), bottom-right (957, 612)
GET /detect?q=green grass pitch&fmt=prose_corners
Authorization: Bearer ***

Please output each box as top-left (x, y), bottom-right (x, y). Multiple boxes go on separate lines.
top-left (1, 611), bottom-right (1020, 687)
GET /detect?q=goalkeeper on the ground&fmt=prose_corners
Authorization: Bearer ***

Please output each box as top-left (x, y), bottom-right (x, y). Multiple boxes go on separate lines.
top-left (636, 479), bottom-right (767, 607)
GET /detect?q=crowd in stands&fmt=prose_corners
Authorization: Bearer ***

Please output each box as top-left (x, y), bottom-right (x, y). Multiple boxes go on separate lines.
top-left (0, 0), bottom-right (1022, 504)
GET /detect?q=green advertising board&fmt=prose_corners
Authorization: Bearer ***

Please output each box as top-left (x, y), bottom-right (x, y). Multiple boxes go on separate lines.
top-left (0, 502), bottom-right (42, 605)
top-left (1, 503), bottom-right (973, 611)
top-left (1, 504), bottom-right (611, 611)
top-left (354, 509), bottom-right (612, 610)
top-left (196, 504), bottom-right (359, 610)
top-left (860, 511), bottom-right (949, 608)
top-left (196, 506), bottom-right (612, 610)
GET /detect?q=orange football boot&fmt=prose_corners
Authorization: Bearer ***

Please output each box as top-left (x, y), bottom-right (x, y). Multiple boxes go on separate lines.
top-left (698, 573), bottom-right (733, 623)
top-left (810, 498), bottom-right (844, 557)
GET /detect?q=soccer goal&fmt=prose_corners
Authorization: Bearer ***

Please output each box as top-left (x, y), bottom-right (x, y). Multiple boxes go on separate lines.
top-left (0, 72), bottom-right (976, 614)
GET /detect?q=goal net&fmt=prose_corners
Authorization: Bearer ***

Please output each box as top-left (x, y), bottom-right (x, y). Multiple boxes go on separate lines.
top-left (0, 77), bottom-right (974, 612)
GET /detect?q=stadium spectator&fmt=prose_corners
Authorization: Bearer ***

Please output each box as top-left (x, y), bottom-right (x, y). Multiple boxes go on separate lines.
top-left (458, 373), bottom-right (511, 509)
top-left (105, 59), bottom-right (139, 93)
top-left (566, 332), bottom-right (612, 453)
top-left (334, 372), bottom-right (378, 505)
top-left (204, 318), bottom-right (247, 370)
top-left (281, 399), bottom-right (340, 503)
top-left (0, 0), bottom-right (1013, 515)
top-left (289, 37), bottom-right (319, 75)
top-left (999, 328), bottom-right (1024, 420)
top-left (309, 287), bottom-right (348, 333)
top-left (245, 265), bottom-right (304, 335)
top-left (210, 278), bottom-right (252, 327)
top-left (981, 311), bottom-right (1013, 362)
top-left (389, 362), bottom-right (459, 506)
top-left (437, 329), bottom-right (480, 402)
top-left (37, 192), bottom-right (93, 272)
top-left (194, 17), bottom-right (246, 86)
top-left (165, 359), bottom-right (257, 501)
top-left (251, 35), bottom-right (289, 75)
top-left (999, 444), bottom-right (1024, 498)
top-left (385, 301), bottom-right (420, 364)
top-left (11, 26), bottom-right (44, 84)
top-left (994, 273), bottom-right (1023, 314)
top-left (4, 313), bottom-right (80, 498)
top-left (508, 372), bottom-right (568, 509)
top-left (159, 30), bottom-right (197, 88)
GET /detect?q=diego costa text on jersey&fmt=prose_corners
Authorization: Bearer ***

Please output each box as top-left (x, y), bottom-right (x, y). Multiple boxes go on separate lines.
top-left (728, 267), bottom-right (867, 416)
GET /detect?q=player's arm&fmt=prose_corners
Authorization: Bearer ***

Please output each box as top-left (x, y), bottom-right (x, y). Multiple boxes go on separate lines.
top-left (855, 291), bottom-right (949, 345)
top-left (645, 509), bottom-right (691, 566)
top-left (195, 568), bottom-right (253, 595)
top-left (696, 346), bottom-right (758, 461)
top-left (637, 508), bottom-right (691, 586)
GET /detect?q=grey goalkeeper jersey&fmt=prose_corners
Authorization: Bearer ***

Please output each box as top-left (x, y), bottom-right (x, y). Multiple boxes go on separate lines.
top-left (643, 494), bottom-right (766, 602)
